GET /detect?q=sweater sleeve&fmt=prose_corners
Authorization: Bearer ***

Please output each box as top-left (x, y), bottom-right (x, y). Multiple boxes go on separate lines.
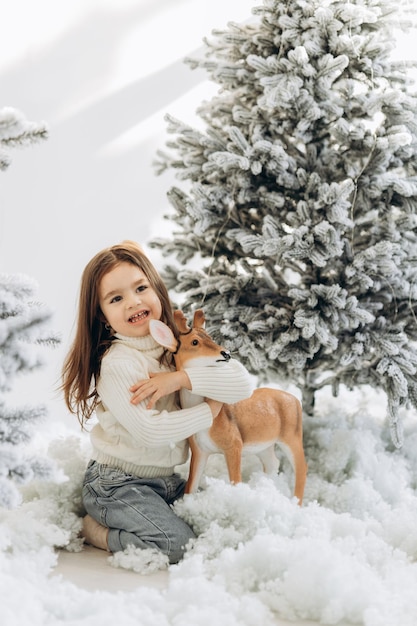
top-left (185, 358), bottom-right (255, 403)
top-left (97, 354), bottom-right (213, 448)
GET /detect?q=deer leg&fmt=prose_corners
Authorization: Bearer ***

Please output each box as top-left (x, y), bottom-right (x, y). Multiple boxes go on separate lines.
top-left (257, 445), bottom-right (280, 475)
top-left (292, 443), bottom-right (307, 506)
top-left (276, 440), bottom-right (307, 506)
top-left (223, 441), bottom-right (243, 485)
top-left (185, 437), bottom-right (210, 494)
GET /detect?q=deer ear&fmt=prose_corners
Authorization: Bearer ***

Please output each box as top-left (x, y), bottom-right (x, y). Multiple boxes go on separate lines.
top-left (149, 320), bottom-right (177, 352)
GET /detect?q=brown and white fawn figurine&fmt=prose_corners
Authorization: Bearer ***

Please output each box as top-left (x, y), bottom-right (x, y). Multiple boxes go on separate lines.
top-left (150, 309), bottom-right (307, 505)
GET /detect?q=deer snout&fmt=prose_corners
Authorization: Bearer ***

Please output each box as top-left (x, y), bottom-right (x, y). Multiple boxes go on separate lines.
top-left (219, 350), bottom-right (231, 362)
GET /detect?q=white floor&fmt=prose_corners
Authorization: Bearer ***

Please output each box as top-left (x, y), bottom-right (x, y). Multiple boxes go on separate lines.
top-left (53, 544), bottom-right (168, 592)
top-left (52, 546), bottom-right (327, 626)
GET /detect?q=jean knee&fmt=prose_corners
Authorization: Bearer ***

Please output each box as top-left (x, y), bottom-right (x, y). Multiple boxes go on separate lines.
top-left (168, 525), bottom-right (196, 564)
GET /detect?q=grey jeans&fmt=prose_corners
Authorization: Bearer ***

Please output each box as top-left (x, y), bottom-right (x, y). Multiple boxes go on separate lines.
top-left (82, 460), bottom-right (196, 563)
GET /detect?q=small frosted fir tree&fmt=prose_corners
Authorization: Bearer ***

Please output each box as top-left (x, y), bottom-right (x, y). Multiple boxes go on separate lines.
top-left (0, 105), bottom-right (54, 508)
top-left (0, 274), bottom-right (60, 508)
top-left (150, 0), bottom-right (417, 446)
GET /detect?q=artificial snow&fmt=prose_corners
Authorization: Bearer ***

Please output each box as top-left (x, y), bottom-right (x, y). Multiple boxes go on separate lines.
top-left (1, 386), bottom-right (417, 626)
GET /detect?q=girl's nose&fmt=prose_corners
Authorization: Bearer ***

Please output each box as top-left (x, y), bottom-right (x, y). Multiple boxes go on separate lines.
top-left (127, 292), bottom-right (141, 307)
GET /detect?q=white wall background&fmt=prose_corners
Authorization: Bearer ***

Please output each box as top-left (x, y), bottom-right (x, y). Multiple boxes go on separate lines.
top-left (0, 0), bottom-right (255, 428)
top-left (0, 0), bottom-right (415, 430)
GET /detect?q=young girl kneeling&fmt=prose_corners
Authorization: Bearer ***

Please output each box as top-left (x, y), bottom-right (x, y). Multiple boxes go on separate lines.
top-left (61, 240), bottom-right (253, 563)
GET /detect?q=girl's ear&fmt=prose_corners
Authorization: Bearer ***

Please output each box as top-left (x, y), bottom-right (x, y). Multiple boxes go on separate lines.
top-left (149, 320), bottom-right (178, 352)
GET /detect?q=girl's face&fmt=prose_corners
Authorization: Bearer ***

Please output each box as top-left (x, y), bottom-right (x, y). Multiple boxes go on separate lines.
top-left (99, 261), bottom-right (163, 337)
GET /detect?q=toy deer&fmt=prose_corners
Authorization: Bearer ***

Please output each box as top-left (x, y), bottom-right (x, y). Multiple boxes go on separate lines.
top-left (149, 309), bottom-right (307, 504)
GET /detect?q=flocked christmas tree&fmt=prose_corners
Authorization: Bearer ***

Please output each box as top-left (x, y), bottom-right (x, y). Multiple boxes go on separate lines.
top-left (150, 0), bottom-right (417, 446)
top-left (0, 106), bottom-right (58, 508)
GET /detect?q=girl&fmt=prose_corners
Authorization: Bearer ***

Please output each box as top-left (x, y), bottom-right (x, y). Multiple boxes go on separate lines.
top-left (62, 240), bottom-right (253, 564)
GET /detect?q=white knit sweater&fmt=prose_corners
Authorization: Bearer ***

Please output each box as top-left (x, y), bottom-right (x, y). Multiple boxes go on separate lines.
top-left (90, 333), bottom-right (254, 478)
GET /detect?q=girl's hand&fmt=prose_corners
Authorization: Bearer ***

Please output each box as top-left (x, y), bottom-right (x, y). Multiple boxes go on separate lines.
top-left (205, 398), bottom-right (223, 419)
top-left (130, 371), bottom-right (191, 409)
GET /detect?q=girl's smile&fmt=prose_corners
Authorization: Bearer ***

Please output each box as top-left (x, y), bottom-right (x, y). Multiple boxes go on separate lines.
top-left (99, 262), bottom-right (163, 337)
top-left (128, 310), bottom-right (149, 324)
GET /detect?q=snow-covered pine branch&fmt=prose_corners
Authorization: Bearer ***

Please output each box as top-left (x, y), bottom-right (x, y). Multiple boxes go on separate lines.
top-left (0, 106), bottom-right (48, 171)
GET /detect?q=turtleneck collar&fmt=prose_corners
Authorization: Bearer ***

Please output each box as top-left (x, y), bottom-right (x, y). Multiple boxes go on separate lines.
top-left (114, 333), bottom-right (162, 353)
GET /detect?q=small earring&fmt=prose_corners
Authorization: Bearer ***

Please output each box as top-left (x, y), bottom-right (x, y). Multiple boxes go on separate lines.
top-left (105, 322), bottom-right (112, 332)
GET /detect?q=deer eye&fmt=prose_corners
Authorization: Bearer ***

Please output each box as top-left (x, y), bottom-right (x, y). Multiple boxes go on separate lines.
top-left (191, 339), bottom-right (199, 346)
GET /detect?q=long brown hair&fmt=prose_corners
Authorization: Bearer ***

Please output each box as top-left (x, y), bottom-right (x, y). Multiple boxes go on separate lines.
top-left (61, 240), bottom-right (177, 428)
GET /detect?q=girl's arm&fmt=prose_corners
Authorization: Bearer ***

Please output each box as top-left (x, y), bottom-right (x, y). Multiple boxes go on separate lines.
top-left (97, 354), bottom-right (214, 448)
top-left (185, 358), bottom-right (255, 403)
top-left (130, 370), bottom-right (191, 408)
top-left (130, 358), bottom-right (254, 408)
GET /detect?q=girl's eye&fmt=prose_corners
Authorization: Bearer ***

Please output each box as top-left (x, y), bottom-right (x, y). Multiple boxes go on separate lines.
top-left (137, 285), bottom-right (148, 292)
top-left (110, 295), bottom-right (122, 304)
